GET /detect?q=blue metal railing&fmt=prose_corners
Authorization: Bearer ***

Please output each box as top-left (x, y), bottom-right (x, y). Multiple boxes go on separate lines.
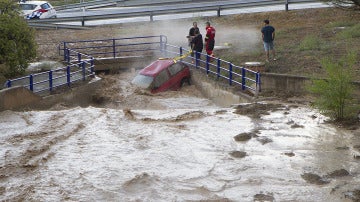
top-left (5, 49), bottom-right (94, 95)
top-left (59, 35), bottom-right (168, 60)
top-left (163, 44), bottom-right (261, 93)
top-left (5, 35), bottom-right (260, 95)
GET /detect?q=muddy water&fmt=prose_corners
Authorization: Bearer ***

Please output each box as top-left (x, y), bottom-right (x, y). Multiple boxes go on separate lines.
top-left (0, 70), bottom-right (359, 201)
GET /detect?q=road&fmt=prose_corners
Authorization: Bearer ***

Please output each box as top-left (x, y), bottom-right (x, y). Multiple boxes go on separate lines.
top-left (52, 1), bottom-right (329, 26)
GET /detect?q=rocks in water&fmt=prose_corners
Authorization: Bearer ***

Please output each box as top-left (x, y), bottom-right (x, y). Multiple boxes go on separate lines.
top-left (234, 132), bottom-right (252, 142)
top-left (253, 192), bottom-right (275, 202)
top-left (229, 151), bottom-right (247, 158)
top-left (301, 173), bottom-right (330, 185)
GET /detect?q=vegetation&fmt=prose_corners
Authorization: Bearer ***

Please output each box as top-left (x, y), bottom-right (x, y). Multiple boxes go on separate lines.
top-left (308, 51), bottom-right (359, 120)
top-left (0, 0), bottom-right (37, 80)
top-left (214, 8), bottom-right (360, 80)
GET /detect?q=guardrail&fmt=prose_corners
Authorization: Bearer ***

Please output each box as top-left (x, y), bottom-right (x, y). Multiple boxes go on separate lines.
top-left (55, 0), bottom-right (195, 11)
top-left (59, 35), bottom-right (260, 94)
top-left (59, 35), bottom-right (167, 60)
top-left (164, 44), bottom-right (261, 94)
top-left (31, 0), bottom-right (320, 26)
top-left (5, 35), bottom-right (260, 95)
top-left (4, 50), bottom-right (94, 96)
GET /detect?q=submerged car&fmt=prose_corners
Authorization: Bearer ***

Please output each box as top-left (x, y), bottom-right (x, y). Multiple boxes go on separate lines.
top-left (132, 59), bottom-right (191, 93)
top-left (18, 1), bottom-right (57, 19)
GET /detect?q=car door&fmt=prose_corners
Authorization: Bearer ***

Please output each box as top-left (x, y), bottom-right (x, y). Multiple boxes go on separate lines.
top-left (167, 63), bottom-right (185, 90)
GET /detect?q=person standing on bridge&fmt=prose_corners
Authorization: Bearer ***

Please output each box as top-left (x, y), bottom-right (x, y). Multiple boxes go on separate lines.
top-left (205, 21), bottom-right (216, 57)
top-left (187, 22), bottom-right (199, 59)
top-left (191, 29), bottom-right (203, 63)
top-left (261, 19), bottom-right (276, 62)
top-left (187, 22), bottom-right (199, 47)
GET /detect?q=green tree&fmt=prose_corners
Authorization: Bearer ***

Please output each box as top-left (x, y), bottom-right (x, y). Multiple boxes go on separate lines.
top-left (0, 0), bottom-right (37, 78)
top-left (308, 51), bottom-right (359, 120)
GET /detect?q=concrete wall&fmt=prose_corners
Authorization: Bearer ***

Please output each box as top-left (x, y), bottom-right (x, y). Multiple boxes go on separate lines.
top-left (260, 73), bottom-right (310, 94)
top-left (0, 78), bottom-right (102, 111)
top-left (191, 70), bottom-right (255, 107)
top-left (0, 87), bottom-right (42, 111)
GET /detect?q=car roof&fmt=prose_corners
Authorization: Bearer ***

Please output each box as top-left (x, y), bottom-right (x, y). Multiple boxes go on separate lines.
top-left (139, 59), bottom-right (176, 77)
top-left (19, 1), bottom-right (50, 5)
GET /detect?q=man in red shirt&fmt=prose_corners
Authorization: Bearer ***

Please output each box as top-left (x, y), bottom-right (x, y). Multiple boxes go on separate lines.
top-left (205, 22), bottom-right (215, 57)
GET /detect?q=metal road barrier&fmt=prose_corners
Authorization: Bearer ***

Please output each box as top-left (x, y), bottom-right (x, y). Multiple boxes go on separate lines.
top-left (30, 0), bottom-right (320, 27)
top-left (55, 0), bottom-right (195, 11)
top-left (5, 35), bottom-right (260, 95)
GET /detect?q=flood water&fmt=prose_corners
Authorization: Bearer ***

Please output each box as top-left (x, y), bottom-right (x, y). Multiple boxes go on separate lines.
top-left (1, 70), bottom-right (359, 201)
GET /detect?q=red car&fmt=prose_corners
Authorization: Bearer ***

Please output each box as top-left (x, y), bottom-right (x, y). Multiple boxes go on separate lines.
top-left (132, 59), bottom-right (191, 93)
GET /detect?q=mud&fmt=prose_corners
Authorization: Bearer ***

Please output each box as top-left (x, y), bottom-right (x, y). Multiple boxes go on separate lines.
top-left (1, 70), bottom-right (360, 201)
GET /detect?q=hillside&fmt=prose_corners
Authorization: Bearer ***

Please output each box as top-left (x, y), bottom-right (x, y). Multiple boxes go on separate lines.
top-left (34, 7), bottom-right (360, 79)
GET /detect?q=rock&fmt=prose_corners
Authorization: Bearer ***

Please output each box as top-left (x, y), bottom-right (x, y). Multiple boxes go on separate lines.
top-left (284, 152), bottom-right (295, 157)
top-left (254, 193), bottom-right (275, 202)
top-left (301, 173), bottom-right (330, 185)
top-left (327, 169), bottom-right (350, 178)
top-left (229, 151), bottom-right (247, 158)
top-left (234, 133), bottom-right (252, 142)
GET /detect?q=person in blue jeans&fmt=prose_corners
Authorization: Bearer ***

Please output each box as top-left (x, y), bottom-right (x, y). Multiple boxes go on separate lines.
top-left (261, 19), bottom-right (276, 62)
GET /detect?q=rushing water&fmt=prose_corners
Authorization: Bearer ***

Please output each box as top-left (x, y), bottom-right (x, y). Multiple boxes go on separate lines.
top-left (0, 72), bottom-right (359, 201)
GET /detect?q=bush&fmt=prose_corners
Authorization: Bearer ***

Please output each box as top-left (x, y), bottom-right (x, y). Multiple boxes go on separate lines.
top-left (338, 24), bottom-right (360, 39)
top-left (299, 35), bottom-right (322, 51)
top-left (0, 0), bottom-right (37, 78)
top-left (308, 51), bottom-right (359, 120)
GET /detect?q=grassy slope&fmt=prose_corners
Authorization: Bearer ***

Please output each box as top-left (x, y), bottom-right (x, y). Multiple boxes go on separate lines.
top-left (214, 7), bottom-right (360, 79)
top-left (34, 7), bottom-right (360, 80)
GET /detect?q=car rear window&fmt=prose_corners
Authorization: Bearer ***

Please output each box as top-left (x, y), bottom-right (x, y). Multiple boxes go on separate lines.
top-left (153, 69), bottom-right (169, 88)
top-left (19, 4), bottom-right (37, 10)
top-left (168, 63), bottom-right (184, 76)
top-left (131, 74), bottom-right (153, 89)
top-left (41, 3), bottom-right (51, 9)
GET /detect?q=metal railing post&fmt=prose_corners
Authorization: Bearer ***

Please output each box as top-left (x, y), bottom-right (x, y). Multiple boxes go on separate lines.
top-left (160, 35), bottom-right (164, 52)
top-left (229, 63), bottom-right (233, 86)
top-left (206, 55), bottom-right (210, 74)
top-left (63, 42), bottom-right (67, 61)
top-left (6, 80), bottom-right (11, 88)
top-left (49, 70), bottom-right (53, 92)
top-left (82, 62), bottom-right (86, 81)
top-left (179, 47), bottom-right (183, 61)
top-left (241, 67), bottom-right (246, 90)
top-left (113, 39), bottom-right (116, 58)
top-left (29, 74), bottom-right (33, 91)
top-left (67, 66), bottom-right (71, 87)
top-left (78, 53), bottom-right (82, 68)
top-left (285, 0), bottom-right (289, 11)
top-left (256, 72), bottom-right (261, 93)
top-left (217, 58), bottom-right (221, 79)
top-left (90, 57), bottom-right (94, 74)
top-left (66, 48), bottom-right (70, 63)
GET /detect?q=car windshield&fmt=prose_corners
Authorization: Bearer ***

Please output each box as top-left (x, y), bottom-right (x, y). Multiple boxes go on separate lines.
top-left (19, 4), bottom-right (37, 10)
top-left (131, 74), bottom-right (154, 89)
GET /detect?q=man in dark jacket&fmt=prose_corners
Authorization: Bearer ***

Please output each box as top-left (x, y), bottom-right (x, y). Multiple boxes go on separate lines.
top-left (191, 29), bottom-right (203, 63)
top-left (187, 22), bottom-right (199, 47)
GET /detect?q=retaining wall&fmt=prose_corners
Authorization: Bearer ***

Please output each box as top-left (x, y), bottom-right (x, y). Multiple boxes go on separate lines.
top-left (0, 77), bottom-right (102, 111)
